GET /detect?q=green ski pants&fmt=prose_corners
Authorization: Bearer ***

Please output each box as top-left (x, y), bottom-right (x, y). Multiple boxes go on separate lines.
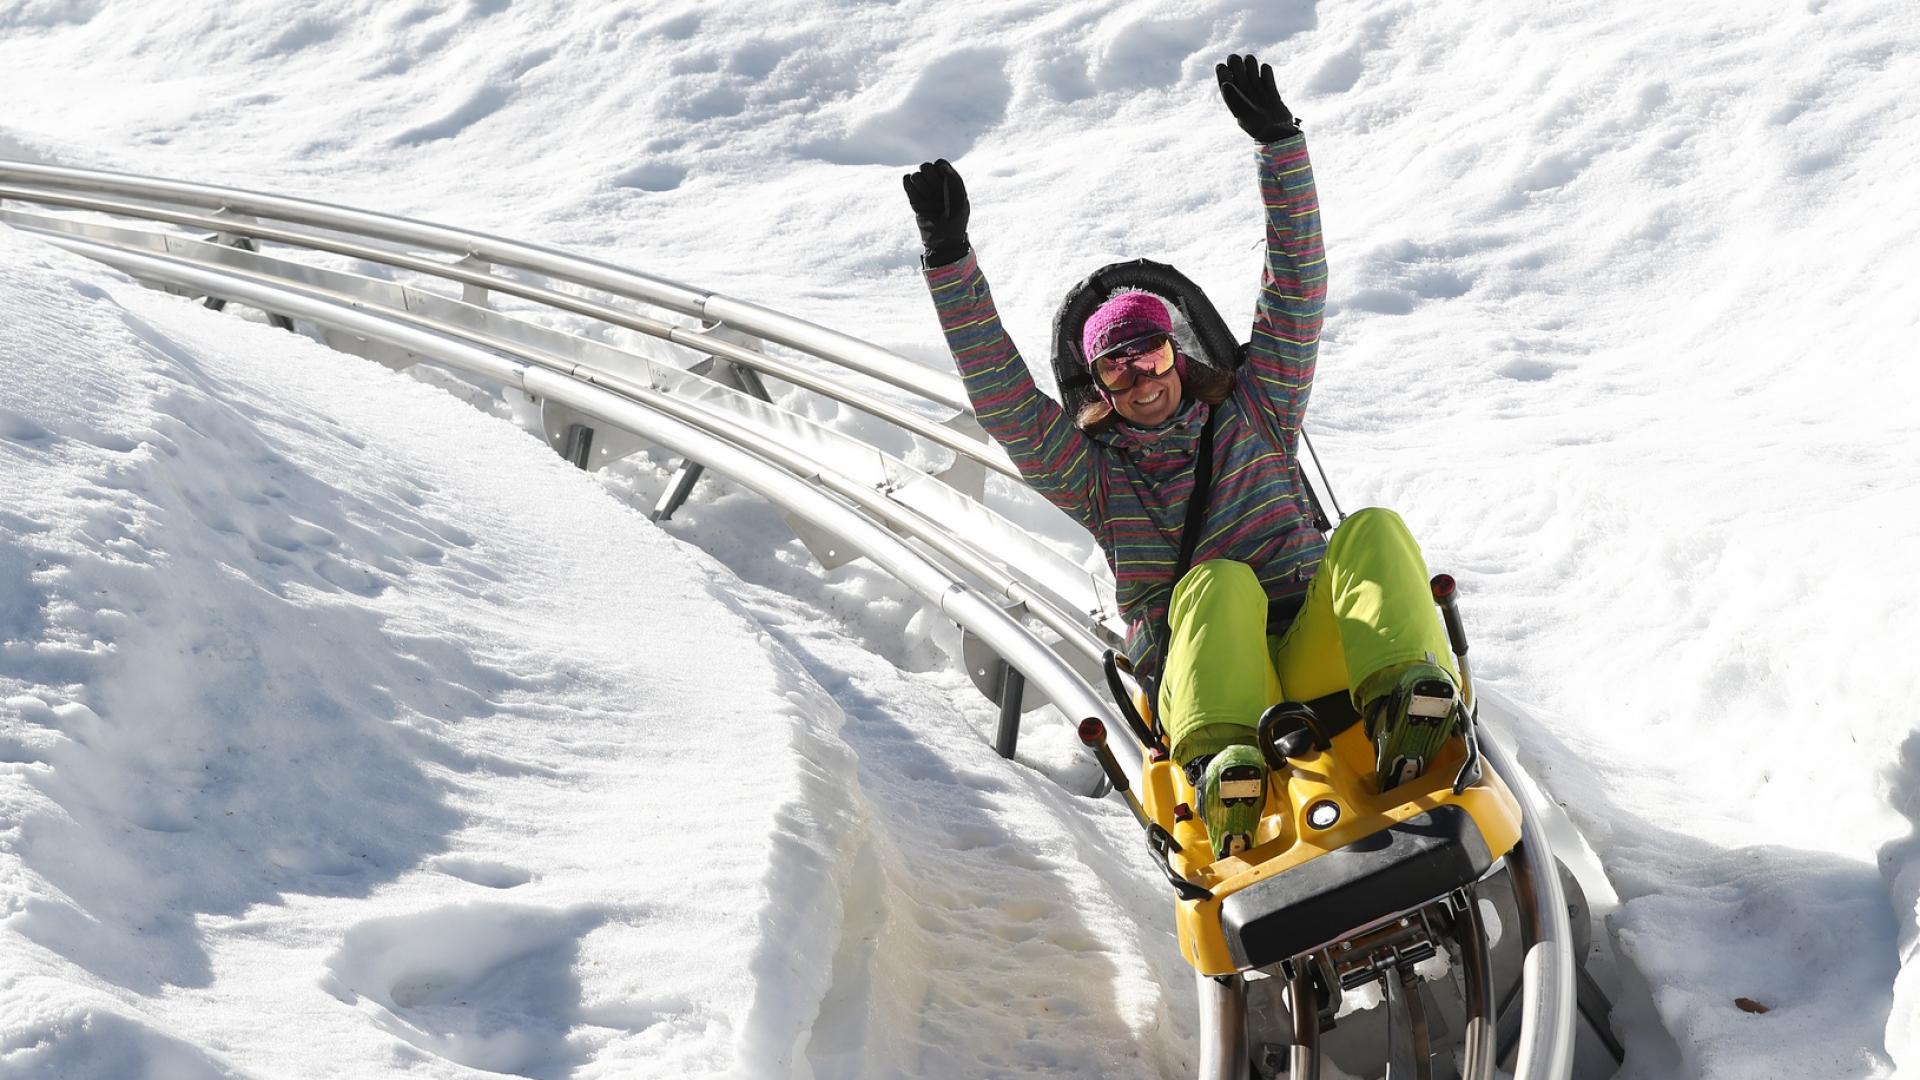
top-left (1157, 507), bottom-right (1458, 766)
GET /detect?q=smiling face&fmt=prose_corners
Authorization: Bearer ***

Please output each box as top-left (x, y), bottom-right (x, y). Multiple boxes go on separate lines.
top-left (1108, 341), bottom-right (1183, 426)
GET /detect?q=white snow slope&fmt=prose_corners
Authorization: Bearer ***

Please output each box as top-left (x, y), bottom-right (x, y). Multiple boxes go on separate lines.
top-left (3, 1), bottom-right (1920, 1078)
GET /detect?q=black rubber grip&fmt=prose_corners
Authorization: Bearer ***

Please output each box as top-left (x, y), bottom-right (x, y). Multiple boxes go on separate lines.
top-left (1078, 718), bottom-right (1132, 794)
top-left (1102, 650), bottom-right (1163, 754)
top-left (1432, 574), bottom-right (1469, 657)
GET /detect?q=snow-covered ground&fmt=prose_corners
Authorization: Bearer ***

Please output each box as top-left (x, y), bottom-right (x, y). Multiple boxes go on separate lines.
top-left (4, 1), bottom-right (1920, 1077)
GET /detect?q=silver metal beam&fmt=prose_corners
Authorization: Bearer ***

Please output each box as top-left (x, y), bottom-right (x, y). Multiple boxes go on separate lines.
top-left (1196, 973), bottom-right (1249, 1080)
top-left (25, 230), bottom-right (1133, 784)
top-left (1289, 965), bottom-right (1321, 1080)
top-left (4, 216), bottom-right (1120, 653)
top-left (1480, 736), bottom-right (1576, 1080)
top-left (0, 161), bottom-right (971, 410)
top-left (0, 195), bottom-right (1021, 482)
top-left (1456, 890), bottom-right (1498, 1080)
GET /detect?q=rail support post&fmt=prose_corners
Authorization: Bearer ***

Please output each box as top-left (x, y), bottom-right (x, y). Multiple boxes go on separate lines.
top-left (655, 358), bottom-right (771, 522)
top-left (651, 461), bottom-right (705, 521)
top-left (561, 423), bottom-right (595, 470)
top-left (455, 253), bottom-right (492, 308)
top-left (993, 661), bottom-right (1025, 759)
top-left (199, 228), bottom-right (294, 331)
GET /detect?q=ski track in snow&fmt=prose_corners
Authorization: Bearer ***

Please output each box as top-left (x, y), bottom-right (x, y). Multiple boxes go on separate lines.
top-left (4, 0), bottom-right (1920, 1077)
top-left (585, 413), bottom-right (1196, 1077)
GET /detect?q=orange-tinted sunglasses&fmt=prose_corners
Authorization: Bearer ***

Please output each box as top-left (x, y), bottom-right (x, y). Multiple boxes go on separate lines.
top-left (1092, 333), bottom-right (1175, 392)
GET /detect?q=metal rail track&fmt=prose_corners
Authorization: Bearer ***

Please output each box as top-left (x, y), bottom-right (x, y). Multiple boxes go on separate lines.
top-left (0, 161), bottom-right (1587, 1080)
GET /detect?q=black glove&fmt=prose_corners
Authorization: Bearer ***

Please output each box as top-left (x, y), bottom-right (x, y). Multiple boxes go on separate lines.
top-left (1216, 53), bottom-right (1299, 143)
top-left (902, 159), bottom-right (971, 267)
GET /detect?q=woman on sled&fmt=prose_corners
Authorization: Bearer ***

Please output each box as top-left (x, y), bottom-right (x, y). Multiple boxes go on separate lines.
top-left (905, 54), bottom-right (1466, 860)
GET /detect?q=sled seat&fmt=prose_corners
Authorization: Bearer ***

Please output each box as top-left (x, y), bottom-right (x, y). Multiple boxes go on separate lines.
top-left (1218, 804), bottom-right (1493, 969)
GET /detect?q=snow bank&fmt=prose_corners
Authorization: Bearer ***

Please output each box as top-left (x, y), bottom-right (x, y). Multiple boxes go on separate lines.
top-left (0, 228), bottom-right (868, 1077)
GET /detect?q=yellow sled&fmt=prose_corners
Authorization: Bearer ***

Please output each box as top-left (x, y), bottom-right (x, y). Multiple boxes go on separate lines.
top-left (1139, 714), bottom-right (1521, 977)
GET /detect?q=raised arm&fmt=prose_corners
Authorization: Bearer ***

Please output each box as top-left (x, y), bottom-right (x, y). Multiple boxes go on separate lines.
top-left (904, 161), bottom-right (1100, 528)
top-left (1217, 55), bottom-right (1326, 454)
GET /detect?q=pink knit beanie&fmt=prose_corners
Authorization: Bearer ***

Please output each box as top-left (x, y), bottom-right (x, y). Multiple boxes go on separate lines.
top-left (1081, 291), bottom-right (1173, 363)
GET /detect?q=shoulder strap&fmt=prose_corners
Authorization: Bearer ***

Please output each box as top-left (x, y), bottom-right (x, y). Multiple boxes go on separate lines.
top-left (1150, 404), bottom-right (1221, 682)
top-left (1173, 403), bottom-right (1221, 581)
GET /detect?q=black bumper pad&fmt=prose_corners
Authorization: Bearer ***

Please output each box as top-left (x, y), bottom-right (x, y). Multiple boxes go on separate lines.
top-left (1220, 805), bottom-right (1493, 970)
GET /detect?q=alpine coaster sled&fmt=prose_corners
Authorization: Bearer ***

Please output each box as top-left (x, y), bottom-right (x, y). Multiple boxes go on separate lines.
top-left (1056, 260), bottom-right (1626, 1080)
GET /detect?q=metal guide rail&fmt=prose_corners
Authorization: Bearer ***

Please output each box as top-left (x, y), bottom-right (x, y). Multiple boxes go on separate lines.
top-left (0, 161), bottom-right (1593, 1080)
top-left (0, 161), bottom-right (1127, 739)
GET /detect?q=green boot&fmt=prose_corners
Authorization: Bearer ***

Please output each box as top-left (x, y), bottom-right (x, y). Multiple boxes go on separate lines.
top-left (1197, 744), bottom-right (1269, 858)
top-left (1364, 662), bottom-right (1461, 791)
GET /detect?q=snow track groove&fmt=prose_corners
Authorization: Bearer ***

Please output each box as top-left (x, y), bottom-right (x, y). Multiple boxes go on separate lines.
top-left (716, 571), bottom-right (1195, 1079)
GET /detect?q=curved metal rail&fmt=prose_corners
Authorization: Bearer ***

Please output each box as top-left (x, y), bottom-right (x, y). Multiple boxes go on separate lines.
top-left (23, 231), bottom-right (1123, 744)
top-left (0, 161), bottom-right (969, 409)
top-left (0, 162), bottom-right (1583, 1080)
top-left (0, 159), bottom-right (1130, 699)
top-left (0, 185), bottom-right (1017, 481)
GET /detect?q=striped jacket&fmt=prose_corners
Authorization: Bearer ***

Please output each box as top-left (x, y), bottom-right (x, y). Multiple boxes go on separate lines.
top-left (923, 134), bottom-right (1328, 675)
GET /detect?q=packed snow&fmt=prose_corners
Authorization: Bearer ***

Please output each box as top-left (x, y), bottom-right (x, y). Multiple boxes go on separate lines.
top-left (3, 1), bottom-right (1919, 1078)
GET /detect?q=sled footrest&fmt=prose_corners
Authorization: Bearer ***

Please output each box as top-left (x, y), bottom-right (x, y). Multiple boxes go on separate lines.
top-left (1220, 805), bottom-right (1492, 970)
